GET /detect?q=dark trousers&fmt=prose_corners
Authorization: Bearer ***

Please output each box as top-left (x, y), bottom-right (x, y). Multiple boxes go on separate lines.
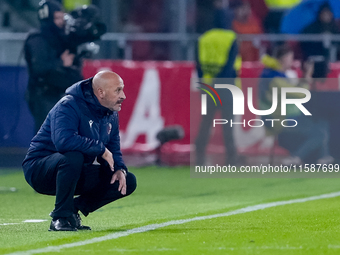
top-left (27, 151), bottom-right (137, 218)
top-left (195, 89), bottom-right (237, 165)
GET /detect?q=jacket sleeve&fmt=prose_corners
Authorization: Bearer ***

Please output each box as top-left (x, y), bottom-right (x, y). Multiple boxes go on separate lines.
top-left (195, 42), bottom-right (203, 78)
top-left (50, 99), bottom-right (106, 156)
top-left (25, 35), bottom-right (83, 91)
top-left (25, 35), bottom-right (63, 77)
top-left (106, 116), bottom-right (128, 172)
top-left (219, 40), bottom-right (238, 78)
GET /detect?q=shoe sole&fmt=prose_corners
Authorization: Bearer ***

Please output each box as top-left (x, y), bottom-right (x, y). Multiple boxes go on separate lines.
top-left (77, 227), bottom-right (91, 231)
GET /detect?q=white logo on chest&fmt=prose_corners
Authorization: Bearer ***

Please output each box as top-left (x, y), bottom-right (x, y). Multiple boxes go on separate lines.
top-left (89, 120), bottom-right (94, 128)
top-left (107, 123), bottom-right (112, 135)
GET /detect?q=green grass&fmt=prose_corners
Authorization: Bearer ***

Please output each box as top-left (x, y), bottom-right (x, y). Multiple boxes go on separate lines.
top-left (1, 167), bottom-right (340, 254)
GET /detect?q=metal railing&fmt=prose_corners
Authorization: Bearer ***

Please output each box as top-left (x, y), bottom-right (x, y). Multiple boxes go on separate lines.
top-left (1, 32), bottom-right (340, 62)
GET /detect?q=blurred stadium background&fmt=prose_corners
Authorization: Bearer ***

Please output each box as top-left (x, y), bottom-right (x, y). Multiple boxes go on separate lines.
top-left (1, 0), bottom-right (340, 167)
top-left (2, 1), bottom-right (340, 254)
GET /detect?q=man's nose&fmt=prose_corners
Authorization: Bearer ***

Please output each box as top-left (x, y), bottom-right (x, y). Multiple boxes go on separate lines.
top-left (120, 91), bottom-right (126, 100)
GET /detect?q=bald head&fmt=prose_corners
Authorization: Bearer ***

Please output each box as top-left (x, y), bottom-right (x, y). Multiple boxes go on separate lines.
top-left (93, 71), bottom-right (122, 90)
top-left (92, 71), bottom-right (126, 112)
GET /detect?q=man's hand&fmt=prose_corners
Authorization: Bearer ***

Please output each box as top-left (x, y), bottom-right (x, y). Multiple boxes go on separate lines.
top-left (110, 170), bottom-right (127, 195)
top-left (102, 148), bottom-right (114, 171)
top-left (61, 50), bottom-right (75, 67)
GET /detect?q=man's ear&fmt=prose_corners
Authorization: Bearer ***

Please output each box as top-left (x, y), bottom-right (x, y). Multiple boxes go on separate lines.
top-left (97, 88), bottom-right (105, 99)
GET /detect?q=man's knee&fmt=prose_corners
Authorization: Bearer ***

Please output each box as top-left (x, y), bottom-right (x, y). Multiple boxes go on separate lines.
top-left (125, 172), bottom-right (137, 195)
top-left (59, 151), bottom-right (84, 173)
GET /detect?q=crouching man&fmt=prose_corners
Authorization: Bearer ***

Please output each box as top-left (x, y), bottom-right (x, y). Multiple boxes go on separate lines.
top-left (22, 71), bottom-right (137, 231)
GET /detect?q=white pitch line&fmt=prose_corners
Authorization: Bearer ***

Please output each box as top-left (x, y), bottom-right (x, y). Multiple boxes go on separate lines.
top-left (6, 191), bottom-right (340, 255)
top-left (22, 220), bottom-right (47, 223)
top-left (0, 220), bottom-right (48, 226)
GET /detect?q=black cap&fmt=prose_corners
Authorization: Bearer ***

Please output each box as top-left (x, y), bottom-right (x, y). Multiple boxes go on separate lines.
top-left (38, 0), bottom-right (63, 23)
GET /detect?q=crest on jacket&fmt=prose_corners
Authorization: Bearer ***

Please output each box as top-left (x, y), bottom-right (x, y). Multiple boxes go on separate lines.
top-left (107, 123), bottom-right (112, 135)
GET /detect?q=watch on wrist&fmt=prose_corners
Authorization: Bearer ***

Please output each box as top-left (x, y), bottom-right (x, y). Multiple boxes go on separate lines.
top-left (118, 169), bottom-right (127, 176)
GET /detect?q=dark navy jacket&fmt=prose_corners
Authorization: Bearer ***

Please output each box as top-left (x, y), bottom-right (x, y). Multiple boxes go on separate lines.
top-left (22, 78), bottom-right (127, 185)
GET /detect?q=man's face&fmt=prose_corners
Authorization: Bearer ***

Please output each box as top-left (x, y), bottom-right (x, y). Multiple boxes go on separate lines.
top-left (102, 79), bottom-right (126, 112)
top-left (279, 52), bottom-right (294, 71)
top-left (235, 3), bottom-right (251, 22)
top-left (320, 8), bottom-right (333, 24)
top-left (54, 11), bottom-right (65, 29)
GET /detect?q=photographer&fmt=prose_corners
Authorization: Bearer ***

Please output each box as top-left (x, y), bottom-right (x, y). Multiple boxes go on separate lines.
top-left (24, 0), bottom-right (83, 132)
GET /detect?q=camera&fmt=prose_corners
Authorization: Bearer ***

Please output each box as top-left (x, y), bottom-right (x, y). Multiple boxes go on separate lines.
top-left (64, 5), bottom-right (107, 56)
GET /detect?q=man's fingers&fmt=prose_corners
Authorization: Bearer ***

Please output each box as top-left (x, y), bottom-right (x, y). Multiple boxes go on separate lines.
top-left (118, 175), bottom-right (126, 195)
top-left (118, 180), bottom-right (123, 192)
top-left (111, 172), bottom-right (127, 195)
top-left (108, 159), bottom-right (114, 171)
top-left (120, 176), bottom-right (127, 195)
top-left (103, 148), bottom-right (114, 171)
top-left (110, 160), bottom-right (114, 171)
top-left (110, 174), bottom-right (117, 184)
top-left (121, 184), bottom-right (127, 195)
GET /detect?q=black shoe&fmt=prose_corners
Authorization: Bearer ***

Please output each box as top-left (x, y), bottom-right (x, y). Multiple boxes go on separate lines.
top-left (68, 213), bottom-right (91, 231)
top-left (49, 218), bottom-right (77, 231)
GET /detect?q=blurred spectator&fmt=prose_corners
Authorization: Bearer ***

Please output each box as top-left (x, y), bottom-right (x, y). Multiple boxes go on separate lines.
top-left (24, 0), bottom-right (83, 132)
top-left (247, 0), bottom-right (268, 23)
top-left (258, 44), bottom-right (333, 165)
top-left (213, 0), bottom-right (233, 30)
top-left (231, 0), bottom-right (263, 61)
top-left (300, 3), bottom-right (339, 78)
top-left (195, 3), bottom-right (239, 165)
top-left (263, 0), bottom-right (301, 33)
top-left (195, 0), bottom-right (215, 33)
top-left (120, 0), bottom-right (169, 60)
top-left (121, 12), bottom-right (143, 33)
